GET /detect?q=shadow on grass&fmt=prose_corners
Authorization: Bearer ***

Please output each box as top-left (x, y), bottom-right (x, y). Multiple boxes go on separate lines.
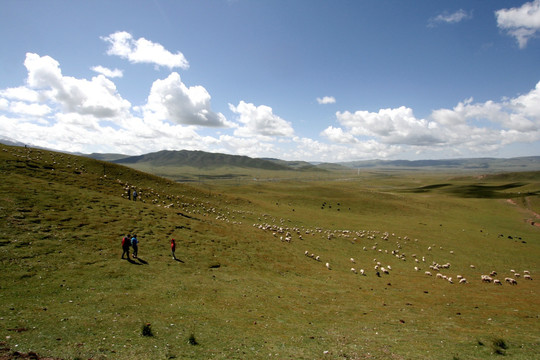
top-left (174, 258), bottom-right (185, 263)
top-left (126, 258), bottom-right (141, 265)
top-left (137, 257), bottom-right (148, 265)
top-left (403, 182), bottom-right (535, 199)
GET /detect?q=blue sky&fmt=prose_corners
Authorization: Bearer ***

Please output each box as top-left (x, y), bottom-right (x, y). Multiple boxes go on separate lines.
top-left (1, 0), bottom-right (539, 162)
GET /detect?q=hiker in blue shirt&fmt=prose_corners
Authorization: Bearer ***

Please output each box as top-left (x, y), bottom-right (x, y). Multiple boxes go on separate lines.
top-left (131, 234), bottom-right (139, 258)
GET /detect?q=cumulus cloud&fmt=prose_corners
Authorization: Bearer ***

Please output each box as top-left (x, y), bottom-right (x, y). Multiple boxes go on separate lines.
top-left (143, 72), bottom-right (229, 127)
top-left (320, 126), bottom-right (357, 144)
top-left (316, 96), bottom-right (336, 104)
top-left (496, 0), bottom-right (540, 48)
top-left (0, 52), bottom-right (228, 155)
top-left (7, 102), bottom-right (51, 117)
top-left (91, 65), bottom-right (123, 78)
top-left (102, 31), bottom-right (189, 69)
top-left (333, 106), bottom-right (441, 146)
top-left (24, 53), bottom-right (132, 118)
top-left (324, 81), bottom-right (540, 158)
top-left (0, 86), bottom-right (41, 102)
top-left (229, 101), bottom-right (295, 137)
top-left (428, 9), bottom-right (472, 27)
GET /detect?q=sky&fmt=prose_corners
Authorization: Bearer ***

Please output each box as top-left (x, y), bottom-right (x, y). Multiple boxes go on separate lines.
top-left (1, 0), bottom-right (540, 162)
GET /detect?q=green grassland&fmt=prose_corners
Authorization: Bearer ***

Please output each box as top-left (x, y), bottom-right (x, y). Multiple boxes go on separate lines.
top-left (1, 144), bottom-right (539, 359)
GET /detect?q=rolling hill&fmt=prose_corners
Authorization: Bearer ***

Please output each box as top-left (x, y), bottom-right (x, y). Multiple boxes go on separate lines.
top-left (112, 150), bottom-right (292, 170)
top-left (1, 143), bottom-right (539, 359)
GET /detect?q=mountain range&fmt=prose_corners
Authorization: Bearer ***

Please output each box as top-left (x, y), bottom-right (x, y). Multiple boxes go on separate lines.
top-left (1, 136), bottom-right (539, 172)
top-left (99, 149), bottom-right (540, 173)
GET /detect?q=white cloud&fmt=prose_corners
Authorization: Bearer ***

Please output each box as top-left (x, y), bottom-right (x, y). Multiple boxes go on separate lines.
top-left (0, 52), bottom-right (234, 156)
top-left (24, 53), bottom-right (132, 118)
top-left (229, 101), bottom-right (294, 137)
top-left (324, 81), bottom-right (540, 158)
top-left (143, 72), bottom-right (229, 127)
top-left (429, 9), bottom-right (472, 27)
top-left (496, 0), bottom-right (540, 48)
top-left (290, 136), bottom-right (402, 162)
top-left (8, 101), bottom-right (51, 117)
top-left (91, 65), bottom-right (123, 78)
top-left (334, 106), bottom-right (442, 146)
top-left (0, 86), bottom-right (41, 102)
top-left (320, 126), bottom-right (357, 144)
top-left (317, 96), bottom-right (336, 104)
top-left (102, 31), bottom-right (189, 69)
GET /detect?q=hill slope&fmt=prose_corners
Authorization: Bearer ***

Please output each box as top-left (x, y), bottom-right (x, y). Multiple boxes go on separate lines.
top-left (1, 144), bottom-right (539, 359)
top-left (113, 149), bottom-right (292, 170)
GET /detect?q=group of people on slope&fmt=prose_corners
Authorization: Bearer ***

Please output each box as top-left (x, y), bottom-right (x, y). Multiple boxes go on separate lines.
top-left (121, 235), bottom-right (177, 260)
top-left (121, 234), bottom-right (139, 259)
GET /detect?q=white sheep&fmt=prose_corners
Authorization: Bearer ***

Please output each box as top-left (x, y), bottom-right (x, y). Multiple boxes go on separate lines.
top-left (351, 267), bottom-right (357, 274)
top-left (481, 275), bottom-right (493, 283)
top-left (523, 270), bottom-right (530, 275)
top-left (524, 274), bottom-right (532, 280)
top-left (425, 271), bottom-right (432, 276)
top-left (493, 279), bottom-right (502, 285)
top-left (505, 277), bottom-right (517, 285)
top-left (459, 278), bottom-right (467, 284)
top-left (414, 266), bottom-right (419, 271)
top-left (360, 269), bottom-right (365, 275)
top-left (326, 262), bottom-right (331, 270)
top-left (350, 258), bottom-right (355, 263)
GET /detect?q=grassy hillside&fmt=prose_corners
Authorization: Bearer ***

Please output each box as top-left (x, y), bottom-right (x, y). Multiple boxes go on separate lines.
top-left (114, 150), bottom-right (292, 170)
top-left (1, 144), bottom-right (539, 359)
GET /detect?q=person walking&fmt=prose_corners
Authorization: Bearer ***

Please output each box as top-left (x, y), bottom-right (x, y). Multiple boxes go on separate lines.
top-left (131, 234), bottom-right (139, 258)
top-left (133, 189), bottom-right (137, 201)
top-left (171, 238), bottom-right (176, 259)
top-left (121, 234), bottom-right (131, 259)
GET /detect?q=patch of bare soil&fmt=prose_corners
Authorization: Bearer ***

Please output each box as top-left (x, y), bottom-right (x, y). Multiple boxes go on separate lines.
top-left (0, 343), bottom-right (62, 360)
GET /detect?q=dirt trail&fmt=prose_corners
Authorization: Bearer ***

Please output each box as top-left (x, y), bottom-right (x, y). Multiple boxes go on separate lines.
top-left (506, 197), bottom-right (540, 227)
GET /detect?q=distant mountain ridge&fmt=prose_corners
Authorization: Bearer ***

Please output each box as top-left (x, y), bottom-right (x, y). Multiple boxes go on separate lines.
top-left (342, 157), bottom-right (540, 171)
top-left (112, 149), bottom-right (293, 170)
top-left (107, 149), bottom-right (540, 173)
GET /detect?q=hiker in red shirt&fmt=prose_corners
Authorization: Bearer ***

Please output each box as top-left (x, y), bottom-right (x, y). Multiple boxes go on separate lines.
top-left (171, 238), bottom-right (176, 260)
top-left (121, 234), bottom-right (131, 259)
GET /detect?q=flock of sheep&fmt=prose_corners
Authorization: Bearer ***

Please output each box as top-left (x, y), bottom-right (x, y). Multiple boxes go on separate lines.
top-left (253, 220), bottom-right (534, 288)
